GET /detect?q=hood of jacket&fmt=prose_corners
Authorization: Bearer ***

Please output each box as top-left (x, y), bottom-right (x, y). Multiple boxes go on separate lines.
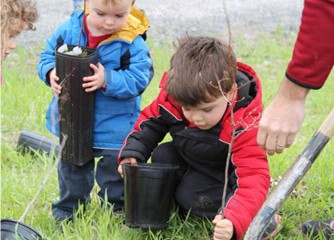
top-left (83, 6), bottom-right (150, 44)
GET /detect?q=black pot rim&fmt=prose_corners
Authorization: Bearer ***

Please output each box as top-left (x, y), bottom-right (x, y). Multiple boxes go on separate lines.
top-left (121, 162), bottom-right (179, 171)
top-left (1, 218), bottom-right (43, 239)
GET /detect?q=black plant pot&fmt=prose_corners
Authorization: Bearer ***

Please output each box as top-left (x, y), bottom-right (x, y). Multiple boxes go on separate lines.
top-left (122, 163), bottom-right (179, 230)
top-left (1, 219), bottom-right (43, 240)
top-left (56, 45), bottom-right (97, 166)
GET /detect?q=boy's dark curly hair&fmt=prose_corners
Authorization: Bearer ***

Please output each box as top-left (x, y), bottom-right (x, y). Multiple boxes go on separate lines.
top-left (167, 35), bottom-right (237, 106)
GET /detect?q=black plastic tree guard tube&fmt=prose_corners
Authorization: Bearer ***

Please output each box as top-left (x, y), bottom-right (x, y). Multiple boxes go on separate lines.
top-left (56, 44), bottom-right (97, 166)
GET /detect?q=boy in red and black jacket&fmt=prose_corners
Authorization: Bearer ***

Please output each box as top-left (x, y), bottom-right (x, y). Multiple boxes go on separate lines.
top-left (118, 36), bottom-right (278, 240)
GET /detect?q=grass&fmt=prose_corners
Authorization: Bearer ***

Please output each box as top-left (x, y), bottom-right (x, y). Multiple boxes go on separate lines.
top-left (1, 30), bottom-right (333, 239)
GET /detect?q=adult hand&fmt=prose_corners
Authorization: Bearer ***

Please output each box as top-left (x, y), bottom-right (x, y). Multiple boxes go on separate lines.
top-left (117, 157), bottom-right (138, 177)
top-left (212, 215), bottom-right (234, 240)
top-left (257, 77), bottom-right (309, 155)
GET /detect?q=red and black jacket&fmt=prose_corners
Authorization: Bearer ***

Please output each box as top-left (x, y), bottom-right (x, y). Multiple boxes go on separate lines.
top-left (119, 62), bottom-right (270, 240)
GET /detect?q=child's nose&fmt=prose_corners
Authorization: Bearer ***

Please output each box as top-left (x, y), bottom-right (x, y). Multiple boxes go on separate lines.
top-left (105, 17), bottom-right (115, 26)
top-left (191, 112), bottom-right (203, 122)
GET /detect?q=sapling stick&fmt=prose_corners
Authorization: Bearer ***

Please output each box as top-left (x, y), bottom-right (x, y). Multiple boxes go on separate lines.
top-left (220, 0), bottom-right (235, 218)
top-left (18, 135), bottom-right (68, 223)
top-left (219, 0), bottom-right (261, 220)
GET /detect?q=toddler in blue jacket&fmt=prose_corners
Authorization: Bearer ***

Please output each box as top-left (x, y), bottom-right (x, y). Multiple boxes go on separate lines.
top-left (38, 0), bottom-right (153, 221)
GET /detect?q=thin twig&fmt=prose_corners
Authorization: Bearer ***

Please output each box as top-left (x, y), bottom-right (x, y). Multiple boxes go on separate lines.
top-left (220, 102), bottom-right (236, 218)
top-left (18, 135), bottom-right (68, 223)
top-left (59, 68), bottom-right (76, 87)
top-left (223, 0), bottom-right (232, 45)
top-left (220, 0), bottom-right (235, 218)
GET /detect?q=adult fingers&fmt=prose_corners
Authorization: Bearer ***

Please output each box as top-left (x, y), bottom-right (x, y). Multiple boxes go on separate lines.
top-left (264, 132), bottom-right (278, 155)
top-left (258, 125), bottom-right (293, 155)
top-left (275, 133), bottom-right (289, 154)
top-left (257, 127), bottom-right (268, 150)
top-left (285, 133), bottom-right (296, 148)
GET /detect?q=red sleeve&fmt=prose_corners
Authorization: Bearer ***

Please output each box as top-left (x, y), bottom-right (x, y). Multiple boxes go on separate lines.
top-left (220, 118), bottom-right (270, 240)
top-left (224, 127), bottom-right (270, 240)
top-left (286, 0), bottom-right (334, 89)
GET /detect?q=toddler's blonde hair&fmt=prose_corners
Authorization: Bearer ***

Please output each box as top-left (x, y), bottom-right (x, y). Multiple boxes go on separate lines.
top-left (98, 0), bottom-right (135, 5)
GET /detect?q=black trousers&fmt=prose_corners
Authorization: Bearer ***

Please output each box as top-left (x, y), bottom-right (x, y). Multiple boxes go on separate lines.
top-left (151, 142), bottom-right (230, 219)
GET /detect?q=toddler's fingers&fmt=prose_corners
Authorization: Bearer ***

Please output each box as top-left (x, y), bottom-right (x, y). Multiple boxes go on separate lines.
top-left (52, 85), bottom-right (61, 95)
top-left (130, 158), bottom-right (138, 166)
top-left (117, 165), bottom-right (123, 177)
top-left (82, 75), bottom-right (94, 82)
top-left (89, 63), bottom-right (99, 72)
top-left (85, 87), bottom-right (97, 92)
top-left (212, 214), bottom-right (223, 224)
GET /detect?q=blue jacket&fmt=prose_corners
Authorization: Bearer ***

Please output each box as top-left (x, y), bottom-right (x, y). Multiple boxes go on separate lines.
top-left (38, 7), bottom-right (154, 149)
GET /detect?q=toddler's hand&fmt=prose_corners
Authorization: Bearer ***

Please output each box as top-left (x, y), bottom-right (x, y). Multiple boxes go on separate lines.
top-left (212, 215), bottom-right (234, 240)
top-left (49, 68), bottom-right (61, 97)
top-left (118, 158), bottom-right (138, 177)
top-left (82, 62), bottom-right (105, 92)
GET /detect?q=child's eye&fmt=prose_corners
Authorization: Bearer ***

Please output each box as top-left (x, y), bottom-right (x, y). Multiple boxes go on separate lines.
top-left (202, 108), bottom-right (213, 113)
top-left (96, 12), bottom-right (105, 16)
top-left (116, 14), bottom-right (126, 18)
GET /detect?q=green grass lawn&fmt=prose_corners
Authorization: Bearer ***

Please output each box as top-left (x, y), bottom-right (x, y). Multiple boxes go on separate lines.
top-left (1, 31), bottom-right (333, 239)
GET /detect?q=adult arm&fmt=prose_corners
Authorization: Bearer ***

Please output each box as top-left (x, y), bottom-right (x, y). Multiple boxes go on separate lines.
top-left (286, 0), bottom-right (334, 89)
top-left (258, 0), bottom-right (334, 154)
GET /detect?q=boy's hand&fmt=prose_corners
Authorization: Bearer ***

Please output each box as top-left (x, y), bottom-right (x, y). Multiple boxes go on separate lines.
top-left (49, 68), bottom-right (61, 97)
top-left (118, 158), bottom-right (138, 177)
top-left (82, 63), bottom-right (105, 92)
top-left (212, 215), bottom-right (234, 240)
